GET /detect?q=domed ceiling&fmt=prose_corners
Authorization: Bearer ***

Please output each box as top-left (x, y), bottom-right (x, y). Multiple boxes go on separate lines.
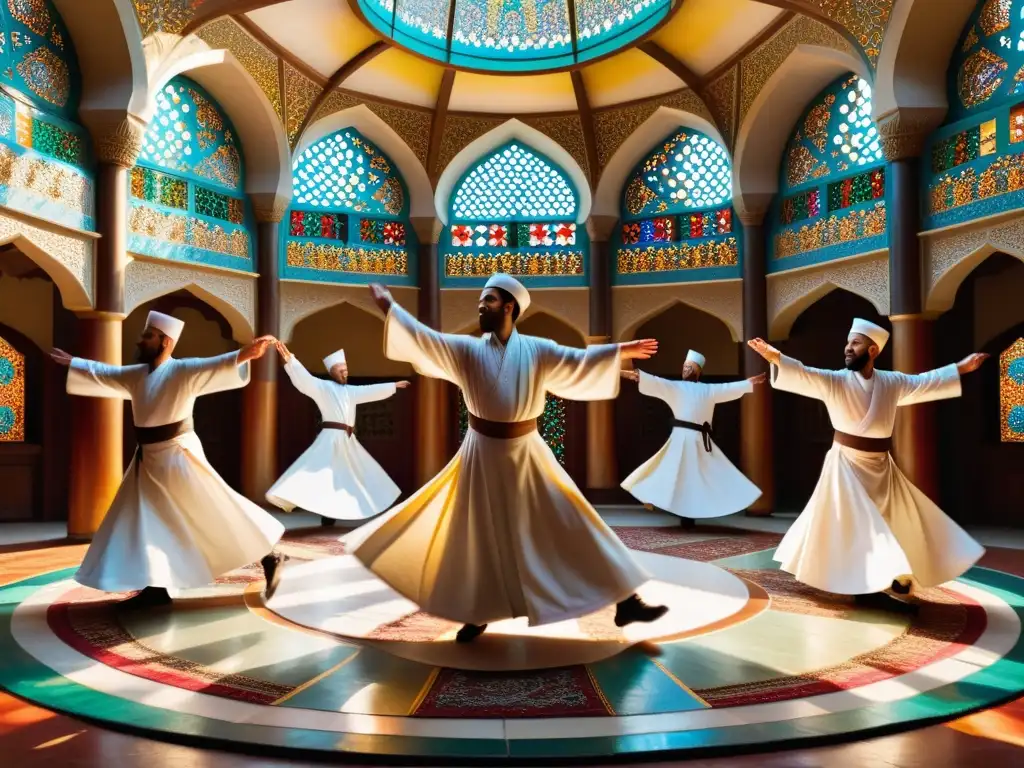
top-left (244, 0), bottom-right (787, 112)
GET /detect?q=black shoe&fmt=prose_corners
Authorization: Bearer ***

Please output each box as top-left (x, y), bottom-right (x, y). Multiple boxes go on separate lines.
top-left (855, 591), bottom-right (918, 615)
top-left (119, 587), bottom-right (172, 610)
top-left (320, 517), bottom-right (337, 527)
top-left (615, 594), bottom-right (669, 627)
top-left (455, 623), bottom-right (488, 643)
top-left (261, 552), bottom-right (283, 600)
top-left (890, 578), bottom-right (912, 595)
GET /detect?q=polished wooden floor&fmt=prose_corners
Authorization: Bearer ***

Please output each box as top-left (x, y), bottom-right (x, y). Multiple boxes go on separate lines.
top-left (1, 541), bottom-right (1021, 767)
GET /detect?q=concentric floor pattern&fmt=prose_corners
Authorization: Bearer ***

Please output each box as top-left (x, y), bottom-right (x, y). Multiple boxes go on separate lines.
top-left (1, 525), bottom-right (1022, 761)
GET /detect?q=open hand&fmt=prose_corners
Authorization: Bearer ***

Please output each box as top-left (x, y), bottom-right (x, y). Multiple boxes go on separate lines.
top-left (396, 380), bottom-right (411, 389)
top-left (369, 283), bottom-right (394, 314)
top-left (238, 335), bottom-right (276, 363)
top-left (50, 347), bottom-right (72, 367)
top-left (620, 369), bottom-right (639, 383)
top-left (747, 338), bottom-right (781, 366)
top-left (956, 352), bottom-right (989, 375)
top-left (621, 338), bottom-right (658, 361)
top-left (274, 340), bottom-right (293, 363)
top-left (748, 372), bottom-right (767, 385)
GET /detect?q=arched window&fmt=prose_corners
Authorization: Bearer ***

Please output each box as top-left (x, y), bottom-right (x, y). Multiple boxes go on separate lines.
top-left (615, 128), bottom-right (738, 283)
top-left (283, 127), bottom-right (414, 284)
top-left (772, 74), bottom-right (887, 267)
top-left (128, 76), bottom-right (252, 268)
top-left (442, 141), bottom-right (586, 286)
top-left (0, 1), bottom-right (92, 231)
top-left (1000, 338), bottom-right (1024, 443)
top-left (0, 335), bottom-right (25, 443)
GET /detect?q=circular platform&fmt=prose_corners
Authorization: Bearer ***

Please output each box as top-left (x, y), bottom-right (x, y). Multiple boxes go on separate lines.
top-left (1, 527), bottom-right (1022, 763)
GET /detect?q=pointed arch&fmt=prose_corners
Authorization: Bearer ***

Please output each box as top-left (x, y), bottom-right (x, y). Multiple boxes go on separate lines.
top-left (733, 44), bottom-right (866, 218)
top-left (594, 106), bottom-right (727, 219)
top-left (614, 281), bottom-right (744, 343)
top-left (928, 245), bottom-right (1024, 315)
top-left (435, 118), bottom-right (591, 226)
top-left (0, 214), bottom-right (93, 310)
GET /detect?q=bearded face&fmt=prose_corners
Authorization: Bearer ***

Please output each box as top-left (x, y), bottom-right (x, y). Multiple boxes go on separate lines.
top-left (844, 333), bottom-right (875, 372)
top-left (136, 327), bottom-right (167, 365)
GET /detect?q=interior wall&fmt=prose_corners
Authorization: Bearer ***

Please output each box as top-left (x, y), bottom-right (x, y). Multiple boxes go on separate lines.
top-left (288, 302), bottom-right (413, 377)
top-left (772, 289), bottom-right (893, 513)
top-left (0, 271), bottom-right (53, 353)
top-left (628, 303), bottom-right (740, 377)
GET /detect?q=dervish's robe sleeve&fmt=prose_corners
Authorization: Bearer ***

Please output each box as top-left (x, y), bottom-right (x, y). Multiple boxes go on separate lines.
top-left (770, 354), bottom-right (838, 401)
top-left (705, 379), bottom-right (754, 403)
top-left (349, 382), bottom-right (398, 405)
top-left (539, 338), bottom-right (621, 401)
top-left (283, 357), bottom-right (326, 399)
top-left (893, 364), bottom-right (961, 406)
top-left (67, 359), bottom-right (139, 399)
top-left (182, 351), bottom-right (250, 396)
top-left (383, 302), bottom-right (468, 384)
top-left (637, 371), bottom-right (678, 404)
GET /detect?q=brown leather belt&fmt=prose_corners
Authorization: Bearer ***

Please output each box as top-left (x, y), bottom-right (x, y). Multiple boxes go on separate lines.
top-left (322, 421), bottom-right (354, 436)
top-left (833, 430), bottom-right (892, 453)
top-left (134, 417), bottom-right (194, 474)
top-left (673, 419), bottom-right (714, 453)
top-left (468, 413), bottom-right (538, 439)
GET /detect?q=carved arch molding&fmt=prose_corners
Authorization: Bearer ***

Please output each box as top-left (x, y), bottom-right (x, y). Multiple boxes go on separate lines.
top-left (0, 210), bottom-right (93, 310)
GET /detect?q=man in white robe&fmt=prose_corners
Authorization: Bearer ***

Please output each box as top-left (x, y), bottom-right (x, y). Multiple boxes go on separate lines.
top-left (620, 349), bottom-right (765, 522)
top-left (342, 274), bottom-right (667, 642)
top-left (747, 319), bottom-right (988, 613)
top-left (50, 311), bottom-right (286, 610)
top-left (267, 343), bottom-right (410, 525)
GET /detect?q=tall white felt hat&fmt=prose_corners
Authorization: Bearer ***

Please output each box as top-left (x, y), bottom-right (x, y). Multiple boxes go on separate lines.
top-left (323, 349), bottom-right (347, 370)
top-left (484, 272), bottom-right (531, 314)
top-left (685, 349), bottom-right (706, 368)
top-left (849, 318), bottom-right (890, 351)
top-left (145, 311), bottom-right (185, 344)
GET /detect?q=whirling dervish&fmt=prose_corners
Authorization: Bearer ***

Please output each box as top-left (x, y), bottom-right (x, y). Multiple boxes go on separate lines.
top-left (266, 342), bottom-right (409, 525)
top-left (620, 349), bottom-right (765, 521)
top-left (747, 319), bottom-right (988, 613)
top-left (341, 274), bottom-right (668, 643)
top-left (50, 311), bottom-right (286, 609)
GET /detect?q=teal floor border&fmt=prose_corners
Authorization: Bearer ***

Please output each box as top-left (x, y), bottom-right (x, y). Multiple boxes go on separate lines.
top-left (0, 564), bottom-right (1022, 763)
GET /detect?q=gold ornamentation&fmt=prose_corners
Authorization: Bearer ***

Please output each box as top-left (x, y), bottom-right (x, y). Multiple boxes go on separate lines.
top-left (286, 240), bottom-right (409, 275)
top-left (251, 197), bottom-right (289, 223)
top-left (803, 94), bottom-right (835, 152)
top-left (16, 47), bottom-right (69, 107)
top-left (194, 143), bottom-right (241, 189)
top-left (521, 113), bottom-right (590, 180)
top-left (979, 0), bottom-right (1012, 37)
top-left (704, 68), bottom-right (738, 149)
top-left (617, 238), bottom-right (739, 274)
top-left (740, 15), bottom-right (854, 127)
top-left (197, 18), bottom-right (283, 123)
top-left (786, 144), bottom-right (830, 187)
top-left (0, 334), bottom-right (25, 442)
top-left (928, 153), bottom-right (1024, 215)
top-left (876, 107), bottom-right (942, 162)
top-left (93, 117), bottom-right (146, 168)
top-left (284, 63), bottom-right (321, 148)
top-left (958, 47), bottom-right (1007, 110)
top-left (309, 90), bottom-right (361, 128)
top-left (793, 0), bottom-right (894, 65)
top-left (0, 208), bottom-right (93, 306)
top-left (8, 0), bottom-right (50, 36)
top-left (436, 115), bottom-right (505, 175)
top-left (962, 25), bottom-right (979, 53)
top-left (191, 217), bottom-right (249, 258)
top-left (444, 251), bottom-right (584, 277)
top-left (0, 143), bottom-right (93, 215)
top-left (129, 205), bottom-right (249, 259)
top-left (624, 177), bottom-right (656, 216)
top-left (1000, 338), bottom-right (1024, 443)
top-left (773, 201), bottom-right (886, 259)
top-left (365, 99), bottom-right (432, 167)
top-left (131, 0), bottom-right (208, 37)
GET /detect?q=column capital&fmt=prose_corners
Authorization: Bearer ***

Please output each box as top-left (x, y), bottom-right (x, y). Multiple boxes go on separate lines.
top-left (410, 216), bottom-right (444, 244)
top-left (586, 215), bottom-right (618, 243)
top-left (876, 106), bottom-right (946, 162)
top-left (84, 112), bottom-right (147, 169)
top-left (733, 194), bottom-right (772, 227)
top-left (249, 194), bottom-right (290, 224)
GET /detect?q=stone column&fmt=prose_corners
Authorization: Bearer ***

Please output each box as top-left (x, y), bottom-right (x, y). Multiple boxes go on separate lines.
top-left (240, 197), bottom-right (286, 504)
top-left (739, 210), bottom-right (774, 515)
top-left (586, 216), bottom-right (619, 495)
top-left (67, 117), bottom-right (145, 538)
top-left (879, 108), bottom-right (943, 503)
top-left (411, 217), bottom-right (450, 485)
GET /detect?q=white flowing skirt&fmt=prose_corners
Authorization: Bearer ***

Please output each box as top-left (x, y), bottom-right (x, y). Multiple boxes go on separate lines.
top-left (266, 432), bottom-right (399, 520)
top-left (775, 443), bottom-right (985, 594)
top-left (621, 430), bottom-right (762, 518)
top-left (76, 432), bottom-right (285, 592)
top-left (343, 429), bottom-right (649, 627)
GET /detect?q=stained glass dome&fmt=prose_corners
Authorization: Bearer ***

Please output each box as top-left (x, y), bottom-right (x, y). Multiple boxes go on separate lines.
top-left (352, 0), bottom-right (680, 72)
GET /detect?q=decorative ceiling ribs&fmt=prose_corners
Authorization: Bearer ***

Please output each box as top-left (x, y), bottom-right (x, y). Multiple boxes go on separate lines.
top-left (637, 41), bottom-right (704, 92)
top-left (295, 41), bottom-right (390, 141)
top-left (427, 70), bottom-right (457, 181)
top-left (570, 71), bottom-right (599, 184)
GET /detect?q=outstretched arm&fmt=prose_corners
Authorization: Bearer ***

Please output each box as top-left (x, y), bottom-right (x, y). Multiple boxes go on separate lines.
top-left (186, 336), bottom-right (275, 396)
top-left (349, 382), bottom-right (400, 405)
top-left (275, 341), bottom-right (325, 399)
top-left (541, 338), bottom-right (657, 401)
top-left (53, 348), bottom-right (136, 400)
top-left (705, 373), bottom-right (765, 404)
top-left (895, 354), bottom-right (987, 407)
top-left (747, 338), bottom-right (834, 401)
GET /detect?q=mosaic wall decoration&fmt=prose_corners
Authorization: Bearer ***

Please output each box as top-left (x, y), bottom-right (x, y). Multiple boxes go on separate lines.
top-left (617, 238), bottom-right (739, 274)
top-left (0, 138), bottom-right (93, 230)
top-left (131, 0), bottom-right (208, 37)
top-left (688, 209), bottom-right (732, 238)
top-left (194, 186), bottom-right (244, 225)
top-left (783, 74), bottom-right (882, 191)
top-left (130, 166), bottom-right (187, 210)
top-left (1000, 337), bottom-right (1024, 443)
top-left (451, 143), bottom-right (576, 221)
top-left (932, 120), bottom-right (998, 172)
top-left (623, 129), bottom-right (731, 219)
top-left (359, 218), bottom-right (406, 246)
top-left (827, 167), bottom-right (885, 212)
top-left (0, 0), bottom-right (78, 117)
top-left (928, 152), bottom-right (1024, 215)
top-left (1011, 104), bottom-right (1024, 143)
top-left (138, 77), bottom-right (244, 193)
top-left (774, 202), bottom-right (886, 260)
top-left (0, 335), bottom-right (24, 442)
top-left (445, 251), bottom-right (584, 278)
top-left (781, 189), bottom-right (821, 225)
top-left (458, 391), bottom-right (567, 464)
top-left (359, 0), bottom-right (673, 72)
top-left (293, 128), bottom-right (407, 216)
top-left (450, 223), bottom-right (510, 248)
top-left (621, 217), bottom-right (674, 245)
top-left (286, 240), bottom-right (409, 276)
top-left (129, 203), bottom-right (250, 261)
top-left (290, 210), bottom-right (347, 241)
top-left (948, 0), bottom-right (1024, 119)
top-left (791, 0), bottom-right (894, 66)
